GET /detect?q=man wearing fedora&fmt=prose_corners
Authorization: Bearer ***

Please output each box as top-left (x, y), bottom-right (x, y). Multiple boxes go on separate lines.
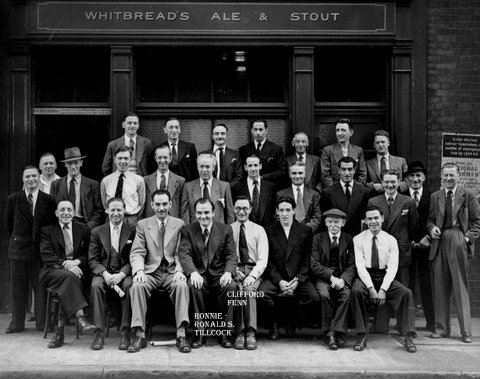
top-left (51, 147), bottom-right (104, 230)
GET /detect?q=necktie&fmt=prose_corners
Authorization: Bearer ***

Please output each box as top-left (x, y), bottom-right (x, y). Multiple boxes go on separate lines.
top-left (371, 235), bottom-right (379, 269)
top-left (68, 177), bottom-right (76, 208)
top-left (388, 197), bottom-right (394, 208)
top-left (239, 223), bottom-right (249, 264)
top-left (413, 190), bottom-right (420, 207)
top-left (159, 221), bottom-right (165, 259)
top-left (255, 143), bottom-right (261, 157)
top-left (203, 228), bottom-right (209, 245)
top-left (202, 181), bottom-right (209, 200)
top-left (344, 183), bottom-right (351, 203)
top-left (217, 147), bottom-right (224, 179)
top-left (380, 156), bottom-right (387, 173)
top-left (171, 143), bottom-right (178, 165)
top-left (111, 225), bottom-right (120, 253)
top-left (27, 193), bottom-right (34, 216)
top-left (128, 138), bottom-right (135, 156)
top-left (62, 224), bottom-right (74, 260)
top-left (252, 180), bottom-right (259, 221)
top-left (331, 235), bottom-right (338, 248)
top-left (159, 174), bottom-right (166, 190)
top-left (444, 190), bottom-right (453, 229)
top-left (295, 187), bottom-right (306, 222)
top-left (115, 173), bottom-right (124, 198)
top-left (298, 155), bottom-right (304, 162)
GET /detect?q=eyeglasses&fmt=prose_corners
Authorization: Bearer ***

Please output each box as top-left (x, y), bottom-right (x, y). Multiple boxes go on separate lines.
top-left (234, 207), bottom-right (251, 212)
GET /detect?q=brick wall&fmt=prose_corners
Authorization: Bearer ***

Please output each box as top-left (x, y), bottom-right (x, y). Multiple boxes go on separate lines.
top-left (427, 0), bottom-right (480, 315)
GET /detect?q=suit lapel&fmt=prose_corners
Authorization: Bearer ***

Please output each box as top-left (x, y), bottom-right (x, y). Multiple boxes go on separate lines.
top-left (211, 179), bottom-right (220, 204)
top-left (119, 223), bottom-right (129, 253)
top-left (348, 183), bottom-right (362, 215)
top-left (34, 192), bottom-right (47, 219)
top-left (387, 196), bottom-right (403, 230)
top-left (305, 154), bottom-right (314, 185)
top-left (437, 190), bottom-right (445, 224)
top-left (192, 180), bottom-right (202, 201)
top-left (286, 222), bottom-right (298, 259)
top-left (79, 178), bottom-right (88, 213)
top-left (136, 136), bottom-right (145, 164)
top-left (303, 188), bottom-right (312, 210)
top-left (333, 184), bottom-right (349, 213)
top-left (207, 223), bottom-right (221, 264)
top-left (273, 223), bottom-right (288, 254)
top-left (145, 174), bottom-right (157, 193)
top-left (321, 233), bottom-right (330, 262)
top-left (454, 188), bottom-right (466, 218)
top-left (333, 144), bottom-right (344, 164)
top-left (164, 217), bottom-right (179, 247)
top-left (178, 140), bottom-right (187, 160)
top-left (147, 217), bottom-right (160, 248)
top-left (193, 223), bottom-right (208, 268)
top-left (258, 180), bottom-right (270, 220)
top-left (167, 173), bottom-right (179, 196)
top-left (100, 224), bottom-right (112, 257)
top-left (368, 159), bottom-right (381, 183)
top-left (72, 223), bottom-right (83, 254)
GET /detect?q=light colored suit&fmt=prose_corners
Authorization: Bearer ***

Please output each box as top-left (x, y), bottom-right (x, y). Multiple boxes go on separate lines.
top-left (366, 155), bottom-right (408, 192)
top-left (320, 143), bottom-right (366, 187)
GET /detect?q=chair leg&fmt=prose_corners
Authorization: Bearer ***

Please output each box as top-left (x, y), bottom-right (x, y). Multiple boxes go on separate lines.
top-left (106, 300), bottom-right (111, 338)
top-left (43, 291), bottom-right (51, 339)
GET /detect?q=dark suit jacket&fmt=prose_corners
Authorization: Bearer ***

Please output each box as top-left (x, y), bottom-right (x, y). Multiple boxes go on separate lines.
top-left (158, 139), bottom-right (198, 183)
top-left (201, 146), bottom-right (242, 188)
top-left (427, 186), bottom-right (480, 260)
top-left (401, 187), bottom-right (431, 242)
top-left (276, 186), bottom-right (322, 233)
top-left (368, 193), bottom-right (419, 267)
top-left (178, 221), bottom-right (237, 278)
top-left (239, 140), bottom-right (287, 187)
top-left (366, 155), bottom-right (408, 192)
top-left (320, 143), bottom-right (367, 187)
top-left (102, 134), bottom-right (154, 177)
top-left (143, 171), bottom-right (188, 220)
top-left (39, 222), bottom-right (91, 282)
top-left (232, 179), bottom-right (276, 228)
top-left (285, 153), bottom-right (321, 191)
top-left (88, 222), bottom-right (135, 277)
top-left (5, 190), bottom-right (56, 261)
top-left (310, 232), bottom-right (356, 286)
top-left (51, 175), bottom-right (104, 229)
top-left (321, 182), bottom-right (371, 237)
top-left (265, 220), bottom-right (312, 284)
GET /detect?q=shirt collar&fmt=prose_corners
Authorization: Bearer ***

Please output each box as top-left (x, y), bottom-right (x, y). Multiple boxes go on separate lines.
top-left (157, 169), bottom-right (170, 177)
top-left (292, 184), bottom-right (304, 193)
top-left (340, 180), bottom-right (352, 188)
top-left (59, 221), bottom-right (72, 230)
top-left (25, 188), bottom-right (39, 199)
top-left (377, 153), bottom-right (390, 161)
top-left (247, 177), bottom-right (260, 186)
top-left (199, 177), bottom-right (213, 187)
top-left (445, 186), bottom-right (457, 196)
top-left (68, 174), bottom-right (81, 182)
top-left (214, 145), bottom-right (227, 153)
top-left (385, 192), bottom-right (398, 201)
top-left (329, 232), bottom-right (341, 241)
top-left (409, 187), bottom-right (423, 197)
top-left (201, 222), bottom-right (213, 234)
top-left (156, 216), bottom-right (168, 228)
top-left (124, 135), bottom-right (137, 144)
top-left (110, 221), bottom-right (123, 230)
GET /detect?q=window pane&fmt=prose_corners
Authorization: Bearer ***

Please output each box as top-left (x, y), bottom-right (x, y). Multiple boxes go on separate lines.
top-left (249, 49), bottom-right (288, 102)
top-left (136, 49), bottom-right (175, 102)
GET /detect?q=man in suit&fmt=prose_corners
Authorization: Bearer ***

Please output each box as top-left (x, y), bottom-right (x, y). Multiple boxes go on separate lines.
top-left (178, 198), bottom-right (238, 349)
top-left (102, 112), bottom-right (154, 177)
top-left (258, 196), bottom-right (319, 339)
top-left (277, 162), bottom-right (321, 233)
top-left (239, 119), bottom-right (287, 188)
top-left (350, 206), bottom-right (417, 353)
top-left (285, 132), bottom-right (321, 191)
top-left (367, 169), bottom-right (419, 286)
top-left (231, 196), bottom-right (269, 350)
top-left (143, 145), bottom-right (188, 220)
top-left (201, 123), bottom-right (242, 188)
top-left (39, 200), bottom-right (96, 348)
top-left (401, 161), bottom-right (435, 331)
top-left (321, 157), bottom-right (371, 237)
top-left (320, 118), bottom-right (366, 187)
top-left (5, 165), bottom-right (56, 333)
top-left (428, 162), bottom-right (480, 343)
top-left (311, 209), bottom-right (356, 350)
top-left (129, 189), bottom-right (190, 353)
top-left (89, 197), bottom-right (135, 351)
top-left (158, 117), bottom-right (198, 183)
top-left (51, 147), bottom-right (104, 230)
top-left (183, 153), bottom-right (234, 224)
top-left (38, 153), bottom-right (60, 194)
top-left (232, 155), bottom-right (276, 228)
top-left (366, 130), bottom-right (408, 194)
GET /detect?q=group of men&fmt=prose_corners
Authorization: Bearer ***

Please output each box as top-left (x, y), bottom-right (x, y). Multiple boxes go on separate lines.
top-left (5, 114), bottom-right (480, 355)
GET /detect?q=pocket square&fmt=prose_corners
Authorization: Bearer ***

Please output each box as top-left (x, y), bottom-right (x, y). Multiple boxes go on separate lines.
top-left (127, 240), bottom-right (133, 244)
top-left (401, 209), bottom-right (409, 215)
top-left (185, 154), bottom-right (190, 158)
top-left (268, 157), bottom-right (273, 162)
top-left (231, 158), bottom-right (238, 163)
top-left (217, 198), bottom-right (225, 207)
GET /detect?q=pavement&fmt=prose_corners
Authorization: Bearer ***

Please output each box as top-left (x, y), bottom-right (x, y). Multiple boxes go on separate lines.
top-left (1, 313), bottom-right (480, 378)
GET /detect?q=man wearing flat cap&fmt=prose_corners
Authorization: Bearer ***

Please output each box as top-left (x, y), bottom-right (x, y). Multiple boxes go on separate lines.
top-left (310, 209), bottom-right (356, 350)
top-left (51, 147), bottom-right (104, 230)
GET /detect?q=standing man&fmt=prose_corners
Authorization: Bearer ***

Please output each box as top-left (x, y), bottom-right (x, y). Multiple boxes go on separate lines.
top-left (158, 117), bottom-right (198, 183)
top-left (311, 209), bottom-right (356, 350)
top-left (258, 197), bottom-right (319, 340)
top-left (232, 155), bottom-right (276, 228)
top-left (39, 200), bottom-right (95, 348)
top-left (51, 147), bottom-right (104, 230)
top-left (285, 132), bottom-right (322, 191)
top-left (321, 157), bottom-right (371, 237)
top-left (102, 112), bottom-right (153, 177)
top-left (277, 162), bottom-right (322, 233)
top-left (89, 197), bottom-right (135, 351)
top-left (239, 119), bottom-right (287, 188)
top-left (129, 189), bottom-right (190, 353)
top-left (178, 198), bottom-right (238, 349)
top-left (144, 146), bottom-right (188, 220)
top-left (367, 169), bottom-right (419, 285)
top-left (101, 145), bottom-right (146, 227)
top-left (320, 118), bottom-right (366, 187)
top-left (428, 162), bottom-right (480, 343)
top-left (38, 153), bottom-right (60, 194)
top-left (231, 196), bottom-right (269, 350)
top-left (183, 153), bottom-right (234, 224)
top-left (366, 130), bottom-right (408, 194)
top-left (401, 161), bottom-right (435, 331)
top-left (5, 166), bottom-right (56, 333)
top-left (201, 123), bottom-right (242, 188)
top-left (350, 206), bottom-right (417, 353)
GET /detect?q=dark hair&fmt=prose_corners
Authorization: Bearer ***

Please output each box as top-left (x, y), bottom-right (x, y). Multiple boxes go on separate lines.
top-left (338, 156), bottom-right (357, 169)
top-left (251, 119), bottom-right (267, 129)
top-left (334, 118), bottom-right (353, 130)
top-left (212, 123), bottom-right (228, 132)
top-left (380, 169), bottom-right (400, 180)
top-left (374, 129), bottom-right (390, 139)
top-left (114, 145), bottom-right (131, 157)
top-left (164, 117), bottom-right (179, 127)
top-left (442, 162), bottom-right (459, 172)
top-left (151, 189), bottom-right (172, 202)
top-left (106, 197), bottom-right (126, 208)
top-left (194, 198), bottom-right (215, 212)
top-left (364, 205), bottom-right (383, 217)
top-left (276, 196), bottom-right (296, 209)
top-left (123, 112), bottom-right (139, 121)
top-left (234, 195), bottom-right (252, 207)
top-left (23, 165), bottom-right (40, 175)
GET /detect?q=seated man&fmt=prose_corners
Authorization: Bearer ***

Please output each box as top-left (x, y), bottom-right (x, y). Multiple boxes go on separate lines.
top-left (231, 196), bottom-right (269, 350)
top-left (178, 198), bottom-right (238, 349)
top-left (311, 209), bottom-right (356, 350)
top-left (89, 197), bottom-right (135, 351)
top-left (350, 206), bottom-right (417, 353)
top-left (129, 189), bottom-right (190, 353)
top-left (40, 200), bottom-right (95, 348)
top-left (258, 196), bottom-right (319, 340)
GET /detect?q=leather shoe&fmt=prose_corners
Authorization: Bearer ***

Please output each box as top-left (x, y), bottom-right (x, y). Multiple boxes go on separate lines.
top-left (118, 334), bottom-right (130, 350)
top-left (5, 324), bottom-right (24, 334)
top-left (425, 323), bottom-right (436, 332)
top-left (337, 334), bottom-right (345, 348)
top-left (430, 332), bottom-right (447, 339)
top-left (353, 334), bottom-right (368, 351)
top-left (128, 336), bottom-right (147, 353)
top-left (191, 335), bottom-right (205, 349)
top-left (176, 336), bottom-right (191, 353)
top-left (269, 324), bottom-right (280, 340)
top-left (221, 335), bottom-right (232, 348)
top-left (233, 334), bottom-right (245, 350)
top-left (47, 327), bottom-right (64, 348)
top-left (91, 333), bottom-right (105, 350)
top-left (327, 332), bottom-right (338, 350)
top-left (462, 335), bottom-right (473, 343)
top-left (78, 316), bottom-right (95, 335)
top-left (245, 332), bottom-right (257, 350)
top-left (404, 337), bottom-right (417, 353)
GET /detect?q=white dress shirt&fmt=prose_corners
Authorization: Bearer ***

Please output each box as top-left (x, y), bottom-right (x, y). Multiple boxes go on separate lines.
top-left (198, 177), bottom-right (213, 198)
top-left (39, 173), bottom-right (60, 195)
top-left (125, 135), bottom-right (138, 172)
top-left (24, 188), bottom-right (39, 213)
top-left (247, 177), bottom-right (261, 199)
top-left (213, 145), bottom-right (227, 179)
top-left (101, 171), bottom-right (146, 215)
top-left (409, 187), bottom-right (423, 199)
top-left (156, 170), bottom-right (170, 190)
top-left (377, 153), bottom-right (390, 170)
top-left (68, 174), bottom-right (83, 218)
